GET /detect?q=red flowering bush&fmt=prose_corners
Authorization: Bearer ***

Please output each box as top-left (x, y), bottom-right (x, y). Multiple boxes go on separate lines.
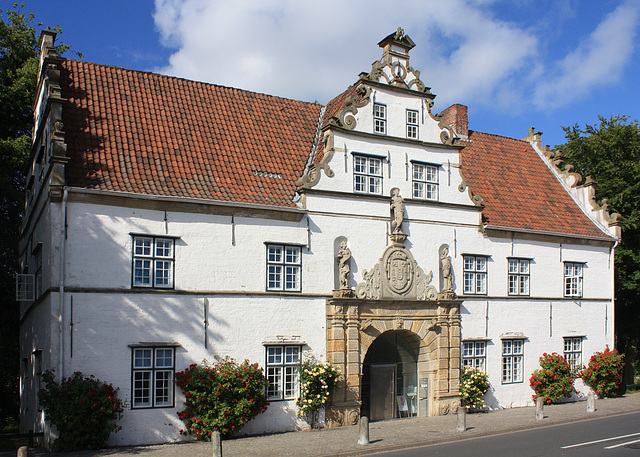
top-left (529, 352), bottom-right (574, 404)
top-left (580, 347), bottom-right (624, 398)
top-left (38, 370), bottom-right (123, 451)
top-left (175, 357), bottom-right (268, 440)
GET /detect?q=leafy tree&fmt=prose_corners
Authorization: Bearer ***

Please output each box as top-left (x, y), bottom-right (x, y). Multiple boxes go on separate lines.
top-left (556, 115), bottom-right (640, 387)
top-left (0, 3), bottom-right (76, 426)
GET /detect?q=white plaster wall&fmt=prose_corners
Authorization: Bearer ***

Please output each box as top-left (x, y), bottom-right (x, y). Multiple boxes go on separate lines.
top-left (63, 202), bottom-right (309, 292)
top-left (461, 297), bottom-right (614, 409)
top-left (59, 292), bottom-right (327, 445)
top-left (312, 130), bottom-right (472, 207)
top-left (351, 86), bottom-right (445, 143)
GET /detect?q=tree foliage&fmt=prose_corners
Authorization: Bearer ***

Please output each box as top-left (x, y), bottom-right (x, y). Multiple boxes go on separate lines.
top-left (556, 115), bottom-right (640, 384)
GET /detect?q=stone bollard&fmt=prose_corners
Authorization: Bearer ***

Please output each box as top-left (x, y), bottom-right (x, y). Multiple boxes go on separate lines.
top-left (211, 430), bottom-right (223, 457)
top-left (17, 446), bottom-right (28, 457)
top-left (535, 397), bottom-right (544, 420)
top-left (587, 391), bottom-right (596, 413)
top-left (456, 406), bottom-right (467, 432)
top-left (357, 416), bottom-right (370, 445)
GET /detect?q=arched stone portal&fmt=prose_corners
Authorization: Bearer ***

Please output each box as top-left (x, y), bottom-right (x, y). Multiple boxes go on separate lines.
top-left (325, 192), bottom-right (462, 426)
top-left (325, 297), bottom-right (462, 426)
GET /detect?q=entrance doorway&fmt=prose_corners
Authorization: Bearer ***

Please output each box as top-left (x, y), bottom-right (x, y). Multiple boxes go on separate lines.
top-left (362, 331), bottom-right (418, 420)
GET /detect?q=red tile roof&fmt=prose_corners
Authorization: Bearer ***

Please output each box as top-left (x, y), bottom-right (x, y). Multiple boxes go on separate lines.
top-left (461, 131), bottom-right (610, 239)
top-left (60, 60), bottom-right (323, 208)
top-left (58, 59), bottom-right (610, 239)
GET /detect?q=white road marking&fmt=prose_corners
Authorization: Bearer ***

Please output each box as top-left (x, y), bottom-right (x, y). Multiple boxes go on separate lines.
top-left (561, 432), bottom-right (640, 449)
top-left (604, 438), bottom-right (640, 450)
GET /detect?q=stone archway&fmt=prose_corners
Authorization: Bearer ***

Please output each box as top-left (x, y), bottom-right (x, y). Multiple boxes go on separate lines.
top-left (325, 297), bottom-right (462, 426)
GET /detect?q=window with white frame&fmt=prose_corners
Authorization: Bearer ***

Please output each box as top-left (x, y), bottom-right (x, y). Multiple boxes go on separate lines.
top-left (373, 103), bottom-right (386, 134)
top-left (508, 258), bottom-right (530, 296)
top-left (564, 262), bottom-right (583, 297)
top-left (353, 155), bottom-right (383, 194)
top-left (406, 109), bottom-right (418, 138)
top-left (463, 255), bottom-right (487, 295)
top-left (265, 345), bottom-right (300, 400)
top-left (266, 244), bottom-right (302, 292)
top-left (563, 337), bottom-right (583, 371)
top-left (501, 339), bottom-right (524, 383)
top-left (131, 347), bottom-right (175, 408)
top-left (462, 341), bottom-right (486, 371)
top-left (132, 236), bottom-right (175, 288)
top-left (412, 162), bottom-right (438, 200)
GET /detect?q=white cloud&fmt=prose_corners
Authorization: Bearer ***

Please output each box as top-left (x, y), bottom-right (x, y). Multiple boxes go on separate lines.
top-left (534, 0), bottom-right (640, 109)
top-left (152, 0), bottom-right (638, 114)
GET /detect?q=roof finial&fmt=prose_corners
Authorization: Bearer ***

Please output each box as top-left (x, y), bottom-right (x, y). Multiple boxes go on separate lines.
top-left (395, 27), bottom-right (405, 40)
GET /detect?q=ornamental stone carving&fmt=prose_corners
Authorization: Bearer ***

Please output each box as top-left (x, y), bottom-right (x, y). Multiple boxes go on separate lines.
top-left (356, 243), bottom-right (437, 300)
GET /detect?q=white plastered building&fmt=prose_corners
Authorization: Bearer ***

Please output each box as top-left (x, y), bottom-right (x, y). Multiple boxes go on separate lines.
top-left (18, 30), bottom-right (620, 446)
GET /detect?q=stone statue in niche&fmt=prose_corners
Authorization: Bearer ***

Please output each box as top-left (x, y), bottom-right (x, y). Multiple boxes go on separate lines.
top-left (337, 241), bottom-right (352, 290)
top-left (390, 187), bottom-right (404, 234)
top-left (440, 247), bottom-right (455, 299)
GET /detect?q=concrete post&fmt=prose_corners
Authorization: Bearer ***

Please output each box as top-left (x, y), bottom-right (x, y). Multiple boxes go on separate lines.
top-left (456, 406), bottom-right (467, 432)
top-left (212, 430), bottom-right (223, 457)
top-left (357, 416), bottom-right (370, 445)
top-left (17, 446), bottom-right (28, 457)
top-left (535, 397), bottom-right (544, 420)
top-left (587, 391), bottom-right (596, 413)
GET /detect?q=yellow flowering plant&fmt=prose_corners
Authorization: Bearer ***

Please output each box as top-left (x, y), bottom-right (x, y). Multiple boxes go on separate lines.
top-left (460, 366), bottom-right (490, 410)
top-left (296, 358), bottom-right (340, 426)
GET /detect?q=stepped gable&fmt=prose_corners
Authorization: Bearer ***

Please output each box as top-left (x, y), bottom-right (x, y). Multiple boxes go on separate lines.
top-left (59, 59), bottom-right (323, 208)
top-left (461, 131), bottom-right (612, 239)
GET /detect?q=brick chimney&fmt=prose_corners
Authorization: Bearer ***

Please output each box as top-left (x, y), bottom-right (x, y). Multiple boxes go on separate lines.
top-left (439, 104), bottom-right (468, 138)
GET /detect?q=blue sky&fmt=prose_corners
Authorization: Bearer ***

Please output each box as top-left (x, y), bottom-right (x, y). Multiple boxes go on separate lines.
top-left (17, 0), bottom-right (640, 149)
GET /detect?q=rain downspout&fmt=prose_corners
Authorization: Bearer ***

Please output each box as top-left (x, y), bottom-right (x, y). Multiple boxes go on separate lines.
top-left (58, 188), bottom-right (68, 378)
top-left (609, 239), bottom-right (619, 343)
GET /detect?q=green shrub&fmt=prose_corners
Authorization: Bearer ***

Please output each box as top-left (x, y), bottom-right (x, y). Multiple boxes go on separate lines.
top-left (529, 352), bottom-right (574, 404)
top-left (460, 367), bottom-right (490, 410)
top-left (175, 358), bottom-right (268, 440)
top-left (296, 359), bottom-right (339, 426)
top-left (580, 347), bottom-right (624, 398)
top-left (38, 370), bottom-right (123, 451)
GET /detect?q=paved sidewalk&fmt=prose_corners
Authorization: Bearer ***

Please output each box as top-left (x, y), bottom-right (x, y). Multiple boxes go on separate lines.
top-left (9, 392), bottom-right (640, 457)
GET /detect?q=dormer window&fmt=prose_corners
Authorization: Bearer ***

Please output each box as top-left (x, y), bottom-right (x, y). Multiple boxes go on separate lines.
top-left (406, 110), bottom-right (418, 139)
top-left (373, 104), bottom-right (386, 134)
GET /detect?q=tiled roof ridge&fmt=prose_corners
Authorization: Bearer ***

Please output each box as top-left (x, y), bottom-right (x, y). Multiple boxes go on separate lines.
top-left (65, 58), bottom-right (324, 108)
top-left (466, 129), bottom-right (530, 144)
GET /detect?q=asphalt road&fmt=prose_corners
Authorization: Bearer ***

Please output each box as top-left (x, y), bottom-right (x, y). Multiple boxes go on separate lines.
top-left (359, 410), bottom-right (640, 457)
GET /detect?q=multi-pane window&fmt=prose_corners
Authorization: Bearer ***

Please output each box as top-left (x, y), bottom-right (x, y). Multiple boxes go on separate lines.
top-left (132, 347), bottom-right (175, 408)
top-left (462, 341), bottom-right (486, 371)
top-left (564, 337), bottom-right (583, 371)
top-left (265, 346), bottom-right (300, 400)
top-left (412, 163), bottom-right (438, 200)
top-left (463, 255), bottom-right (487, 295)
top-left (373, 103), bottom-right (386, 134)
top-left (353, 155), bottom-right (383, 194)
top-left (508, 258), bottom-right (530, 296)
top-left (267, 244), bottom-right (302, 292)
top-left (132, 236), bottom-right (175, 288)
top-left (564, 262), bottom-right (583, 297)
top-left (406, 109), bottom-right (418, 138)
top-left (502, 339), bottom-right (524, 384)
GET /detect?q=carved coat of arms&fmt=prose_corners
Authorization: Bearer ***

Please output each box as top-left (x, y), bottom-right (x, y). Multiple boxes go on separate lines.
top-left (386, 249), bottom-right (413, 294)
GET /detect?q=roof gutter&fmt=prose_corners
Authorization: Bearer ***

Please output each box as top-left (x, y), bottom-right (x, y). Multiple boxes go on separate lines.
top-left (482, 224), bottom-right (616, 243)
top-left (66, 187), bottom-right (308, 216)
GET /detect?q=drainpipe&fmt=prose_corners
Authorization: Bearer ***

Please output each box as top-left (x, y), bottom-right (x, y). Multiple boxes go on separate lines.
top-left (609, 239), bottom-right (618, 348)
top-left (58, 188), bottom-right (68, 379)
